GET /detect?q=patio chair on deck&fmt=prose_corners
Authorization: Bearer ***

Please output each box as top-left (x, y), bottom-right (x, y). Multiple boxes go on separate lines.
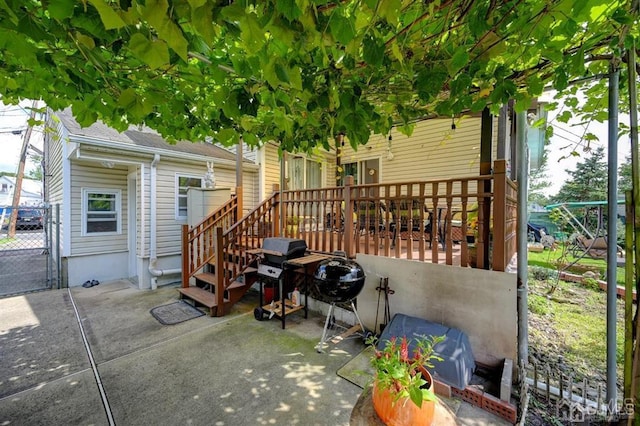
top-left (355, 201), bottom-right (387, 236)
top-left (390, 200), bottom-right (432, 248)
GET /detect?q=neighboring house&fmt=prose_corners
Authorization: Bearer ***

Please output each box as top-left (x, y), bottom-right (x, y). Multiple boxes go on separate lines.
top-left (0, 175), bottom-right (43, 207)
top-left (44, 109), bottom-right (259, 289)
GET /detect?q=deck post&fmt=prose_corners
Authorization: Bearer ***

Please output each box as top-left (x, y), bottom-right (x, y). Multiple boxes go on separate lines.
top-left (492, 160), bottom-right (507, 271)
top-left (214, 226), bottom-right (225, 316)
top-left (344, 176), bottom-right (354, 258)
top-left (181, 224), bottom-right (189, 288)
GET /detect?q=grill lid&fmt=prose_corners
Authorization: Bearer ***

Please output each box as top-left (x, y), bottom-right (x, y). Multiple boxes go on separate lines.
top-left (261, 237), bottom-right (307, 265)
top-left (313, 257), bottom-right (366, 303)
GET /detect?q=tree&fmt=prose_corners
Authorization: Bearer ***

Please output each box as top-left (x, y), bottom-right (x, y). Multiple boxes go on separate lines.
top-left (27, 155), bottom-right (43, 181)
top-left (0, 1), bottom-right (636, 153)
top-left (528, 149), bottom-right (552, 206)
top-left (550, 146), bottom-right (608, 203)
top-left (618, 154), bottom-right (633, 193)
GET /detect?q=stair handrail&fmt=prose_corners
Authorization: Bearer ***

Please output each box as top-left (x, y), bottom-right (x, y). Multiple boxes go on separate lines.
top-left (182, 194), bottom-right (239, 287)
top-left (214, 191), bottom-right (280, 315)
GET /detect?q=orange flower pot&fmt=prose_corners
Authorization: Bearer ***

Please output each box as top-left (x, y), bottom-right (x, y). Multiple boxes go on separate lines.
top-left (372, 368), bottom-right (435, 426)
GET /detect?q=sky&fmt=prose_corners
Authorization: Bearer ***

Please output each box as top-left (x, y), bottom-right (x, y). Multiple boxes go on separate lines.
top-left (539, 96), bottom-right (632, 197)
top-left (0, 101), bottom-right (43, 175)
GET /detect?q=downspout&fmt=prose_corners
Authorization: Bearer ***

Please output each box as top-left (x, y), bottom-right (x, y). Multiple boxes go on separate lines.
top-left (147, 154), bottom-right (181, 289)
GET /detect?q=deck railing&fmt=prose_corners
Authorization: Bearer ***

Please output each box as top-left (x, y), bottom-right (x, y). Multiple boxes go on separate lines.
top-left (279, 159), bottom-right (517, 271)
top-left (182, 159), bottom-right (518, 313)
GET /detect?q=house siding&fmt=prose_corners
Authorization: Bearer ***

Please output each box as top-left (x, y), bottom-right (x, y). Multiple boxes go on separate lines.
top-left (69, 162), bottom-right (129, 256)
top-left (339, 116), bottom-right (499, 184)
top-left (44, 115), bottom-right (66, 254)
top-left (262, 142), bottom-right (337, 200)
top-left (263, 143), bottom-right (281, 199)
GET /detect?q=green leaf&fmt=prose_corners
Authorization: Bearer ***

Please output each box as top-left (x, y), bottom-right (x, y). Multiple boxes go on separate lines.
top-left (74, 32), bottom-right (95, 51)
top-left (379, 0), bottom-right (402, 25)
top-left (88, 0), bottom-right (126, 30)
top-left (276, 0), bottom-right (302, 22)
top-left (238, 14), bottom-right (266, 55)
top-left (526, 75), bottom-right (544, 96)
top-left (129, 33), bottom-right (170, 69)
top-left (48, 0), bottom-right (75, 21)
top-left (363, 35), bottom-right (385, 67)
top-left (275, 63), bottom-right (290, 83)
top-left (409, 386), bottom-right (423, 408)
top-left (329, 14), bottom-right (356, 45)
top-left (217, 128), bottom-right (239, 145)
top-left (449, 47), bottom-right (469, 75)
top-left (0, 0), bottom-right (18, 25)
top-left (187, 0), bottom-right (207, 8)
top-left (143, 0), bottom-right (189, 61)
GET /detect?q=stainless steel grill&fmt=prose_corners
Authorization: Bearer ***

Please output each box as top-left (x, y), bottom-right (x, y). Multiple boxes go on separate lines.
top-left (254, 237), bottom-right (308, 328)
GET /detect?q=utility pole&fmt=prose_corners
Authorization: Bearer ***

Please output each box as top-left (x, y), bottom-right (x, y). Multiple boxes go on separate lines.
top-left (8, 101), bottom-right (38, 238)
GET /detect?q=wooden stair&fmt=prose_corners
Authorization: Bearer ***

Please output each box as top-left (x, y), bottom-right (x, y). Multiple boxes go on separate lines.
top-left (179, 262), bottom-right (258, 316)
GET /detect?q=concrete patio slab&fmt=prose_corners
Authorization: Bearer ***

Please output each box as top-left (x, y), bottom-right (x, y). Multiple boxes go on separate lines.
top-left (0, 280), bottom-right (514, 425)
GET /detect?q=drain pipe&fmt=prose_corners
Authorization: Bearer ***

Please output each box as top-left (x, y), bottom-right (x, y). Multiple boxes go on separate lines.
top-left (147, 154), bottom-right (181, 289)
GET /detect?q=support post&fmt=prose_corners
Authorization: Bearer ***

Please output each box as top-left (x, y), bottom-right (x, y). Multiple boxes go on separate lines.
top-left (344, 176), bottom-right (354, 258)
top-left (235, 186), bottom-right (243, 222)
top-left (480, 107), bottom-right (493, 268)
top-left (516, 109), bottom-right (529, 372)
top-left (606, 63), bottom-right (619, 407)
top-left (214, 226), bottom-right (225, 317)
top-left (492, 160), bottom-right (507, 271)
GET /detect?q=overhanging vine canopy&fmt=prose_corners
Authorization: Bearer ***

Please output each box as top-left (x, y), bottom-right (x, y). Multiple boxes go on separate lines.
top-left (0, 0), bottom-right (637, 151)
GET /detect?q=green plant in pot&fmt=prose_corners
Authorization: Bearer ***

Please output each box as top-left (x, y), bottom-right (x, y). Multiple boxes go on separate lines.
top-left (369, 334), bottom-right (445, 426)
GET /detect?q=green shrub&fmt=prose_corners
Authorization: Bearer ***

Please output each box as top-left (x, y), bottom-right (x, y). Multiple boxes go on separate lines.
top-left (530, 266), bottom-right (553, 281)
top-left (582, 277), bottom-right (601, 291)
top-left (528, 294), bottom-right (550, 315)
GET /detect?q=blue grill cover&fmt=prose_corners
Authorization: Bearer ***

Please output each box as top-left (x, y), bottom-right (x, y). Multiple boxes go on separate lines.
top-left (377, 313), bottom-right (475, 390)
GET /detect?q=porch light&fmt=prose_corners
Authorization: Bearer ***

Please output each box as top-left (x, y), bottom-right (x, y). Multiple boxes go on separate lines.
top-left (386, 134), bottom-right (394, 160)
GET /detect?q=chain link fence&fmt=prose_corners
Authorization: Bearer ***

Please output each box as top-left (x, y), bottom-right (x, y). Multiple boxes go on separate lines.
top-left (0, 206), bottom-right (59, 297)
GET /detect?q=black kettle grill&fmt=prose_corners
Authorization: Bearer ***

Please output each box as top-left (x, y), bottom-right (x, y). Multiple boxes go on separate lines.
top-left (313, 257), bottom-right (366, 303)
top-left (312, 253), bottom-right (369, 352)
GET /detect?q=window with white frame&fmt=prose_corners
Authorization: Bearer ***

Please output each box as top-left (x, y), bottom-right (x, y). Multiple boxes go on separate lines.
top-left (82, 189), bottom-right (121, 235)
top-left (175, 175), bottom-right (203, 219)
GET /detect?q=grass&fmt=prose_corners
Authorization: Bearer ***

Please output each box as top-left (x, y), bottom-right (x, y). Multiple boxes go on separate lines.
top-left (527, 243), bottom-right (625, 286)
top-left (527, 277), bottom-right (626, 382)
top-left (0, 237), bottom-right (15, 245)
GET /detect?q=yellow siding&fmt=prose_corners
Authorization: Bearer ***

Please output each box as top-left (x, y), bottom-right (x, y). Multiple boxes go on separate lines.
top-left (263, 143), bottom-right (281, 198)
top-left (340, 116), bottom-right (500, 183)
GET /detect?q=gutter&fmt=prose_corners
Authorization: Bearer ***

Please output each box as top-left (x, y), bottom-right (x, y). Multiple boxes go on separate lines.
top-left (147, 154), bottom-right (180, 289)
top-left (69, 134), bottom-right (259, 170)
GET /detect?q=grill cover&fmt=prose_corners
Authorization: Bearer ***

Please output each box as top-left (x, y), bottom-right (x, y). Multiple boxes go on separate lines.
top-left (261, 237), bottom-right (307, 265)
top-left (313, 257), bottom-right (365, 303)
top-left (377, 313), bottom-right (476, 390)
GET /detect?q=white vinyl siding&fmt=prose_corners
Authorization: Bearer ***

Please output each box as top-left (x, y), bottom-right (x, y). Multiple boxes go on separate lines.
top-left (44, 115), bottom-right (66, 257)
top-left (70, 163), bottom-right (128, 255)
top-left (82, 189), bottom-right (121, 235)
